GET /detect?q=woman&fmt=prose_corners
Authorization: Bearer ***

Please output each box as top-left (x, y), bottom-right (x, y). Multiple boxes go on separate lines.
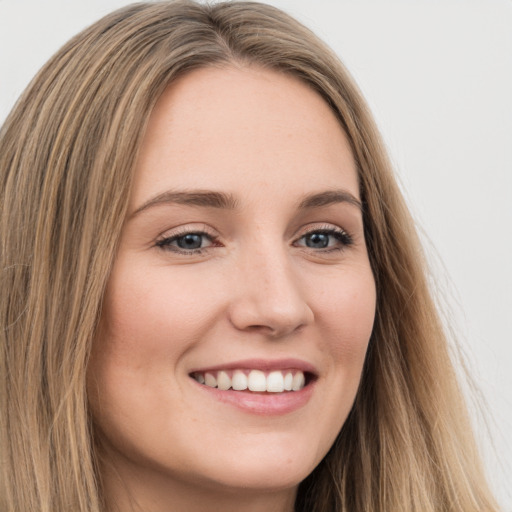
top-left (0, 1), bottom-right (500, 511)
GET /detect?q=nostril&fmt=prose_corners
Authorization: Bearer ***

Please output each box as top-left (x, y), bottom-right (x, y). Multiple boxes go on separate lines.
top-left (227, 271), bottom-right (314, 337)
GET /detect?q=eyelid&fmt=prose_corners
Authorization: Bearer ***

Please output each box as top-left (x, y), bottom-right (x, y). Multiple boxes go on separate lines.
top-left (294, 223), bottom-right (350, 239)
top-left (156, 223), bottom-right (218, 240)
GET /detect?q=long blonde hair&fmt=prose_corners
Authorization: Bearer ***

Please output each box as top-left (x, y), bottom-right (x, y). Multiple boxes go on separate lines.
top-left (0, 1), bottom-right (499, 511)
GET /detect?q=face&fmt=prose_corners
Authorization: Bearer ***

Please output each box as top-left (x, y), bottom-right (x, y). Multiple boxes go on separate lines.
top-left (88, 66), bottom-right (376, 505)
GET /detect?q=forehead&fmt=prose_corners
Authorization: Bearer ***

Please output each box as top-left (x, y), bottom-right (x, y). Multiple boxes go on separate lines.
top-left (131, 65), bottom-right (359, 208)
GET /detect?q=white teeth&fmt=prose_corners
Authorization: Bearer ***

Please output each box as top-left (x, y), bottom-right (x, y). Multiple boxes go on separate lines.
top-left (292, 372), bottom-right (305, 391)
top-left (217, 371), bottom-right (231, 391)
top-left (232, 370), bottom-right (248, 390)
top-left (248, 370), bottom-right (267, 392)
top-left (284, 372), bottom-right (293, 391)
top-left (204, 373), bottom-right (217, 388)
top-left (267, 371), bottom-right (284, 392)
top-left (193, 369), bottom-right (307, 393)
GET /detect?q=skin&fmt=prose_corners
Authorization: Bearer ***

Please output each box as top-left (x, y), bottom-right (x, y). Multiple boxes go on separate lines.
top-left (87, 66), bottom-right (376, 512)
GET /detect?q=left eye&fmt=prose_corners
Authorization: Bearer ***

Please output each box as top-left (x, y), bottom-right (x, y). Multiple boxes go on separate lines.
top-left (296, 229), bottom-right (351, 250)
top-left (156, 232), bottom-right (213, 251)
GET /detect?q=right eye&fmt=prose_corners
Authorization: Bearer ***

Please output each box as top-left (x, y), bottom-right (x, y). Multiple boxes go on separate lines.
top-left (156, 231), bottom-right (217, 254)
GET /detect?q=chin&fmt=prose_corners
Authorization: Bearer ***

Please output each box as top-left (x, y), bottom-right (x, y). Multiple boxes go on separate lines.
top-left (181, 433), bottom-right (328, 494)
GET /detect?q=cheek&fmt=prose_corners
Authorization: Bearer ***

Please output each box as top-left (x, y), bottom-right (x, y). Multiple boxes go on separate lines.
top-left (314, 266), bottom-right (376, 368)
top-left (98, 264), bottom-right (221, 366)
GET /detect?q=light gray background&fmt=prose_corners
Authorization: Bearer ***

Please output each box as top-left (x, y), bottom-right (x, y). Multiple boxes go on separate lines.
top-left (1, 0), bottom-right (511, 508)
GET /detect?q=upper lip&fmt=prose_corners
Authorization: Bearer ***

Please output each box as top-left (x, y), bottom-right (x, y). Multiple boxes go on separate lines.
top-left (189, 358), bottom-right (318, 376)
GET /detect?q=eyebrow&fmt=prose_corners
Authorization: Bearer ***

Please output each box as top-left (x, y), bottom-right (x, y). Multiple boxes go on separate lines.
top-left (297, 190), bottom-right (362, 211)
top-left (130, 188), bottom-right (362, 218)
top-left (131, 190), bottom-right (239, 218)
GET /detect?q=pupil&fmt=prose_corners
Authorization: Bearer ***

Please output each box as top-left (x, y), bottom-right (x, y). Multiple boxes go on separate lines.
top-left (306, 233), bottom-right (329, 248)
top-left (178, 234), bottom-right (203, 249)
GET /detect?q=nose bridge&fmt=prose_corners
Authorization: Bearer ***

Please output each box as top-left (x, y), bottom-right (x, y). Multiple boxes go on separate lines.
top-left (228, 235), bottom-right (313, 336)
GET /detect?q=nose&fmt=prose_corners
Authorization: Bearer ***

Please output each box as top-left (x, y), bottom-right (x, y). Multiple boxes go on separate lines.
top-left (227, 246), bottom-right (314, 338)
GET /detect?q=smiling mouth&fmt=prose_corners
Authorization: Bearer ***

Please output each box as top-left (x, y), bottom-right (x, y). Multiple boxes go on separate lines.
top-left (190, 369), bottom-right (312, 393)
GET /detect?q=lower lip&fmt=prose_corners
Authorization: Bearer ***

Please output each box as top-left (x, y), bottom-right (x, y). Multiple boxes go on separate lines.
top-left (193, 380), bottom-right (315, 415)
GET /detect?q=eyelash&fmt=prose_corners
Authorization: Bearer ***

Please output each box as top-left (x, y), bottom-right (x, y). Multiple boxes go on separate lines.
top-left (155, 228), bottom-right (219, 255)
top-left (294, 226), bottom-right (353, 252)
top-left (155, 225), bottom-right (353, 255)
